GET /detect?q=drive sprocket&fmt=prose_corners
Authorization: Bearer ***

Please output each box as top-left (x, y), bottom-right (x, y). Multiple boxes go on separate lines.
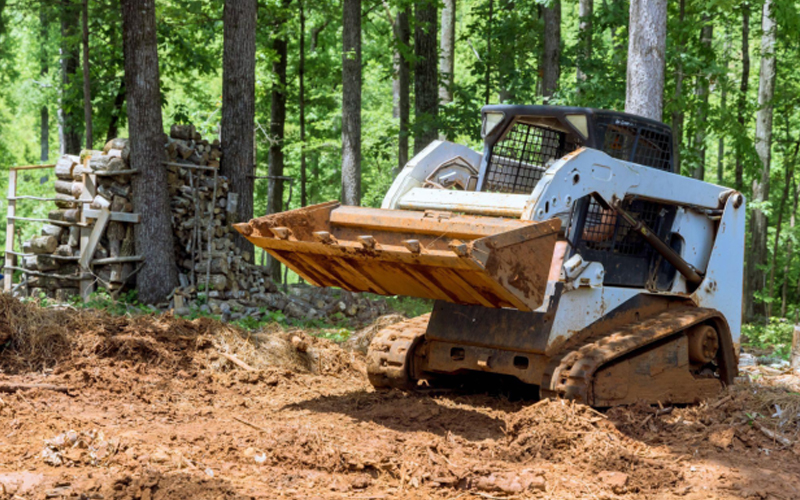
top-left (366, 313), bottom-right (430, 390)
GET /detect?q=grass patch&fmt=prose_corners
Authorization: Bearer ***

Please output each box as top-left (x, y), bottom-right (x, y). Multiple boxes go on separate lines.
top-left (742, 318), bottom-right (794, 360)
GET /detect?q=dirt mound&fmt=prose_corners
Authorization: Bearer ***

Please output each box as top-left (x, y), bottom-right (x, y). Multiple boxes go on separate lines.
top-left (0, 295), bottom-right (364, 381)
top-left (2, 297), bottom-right (800, 499)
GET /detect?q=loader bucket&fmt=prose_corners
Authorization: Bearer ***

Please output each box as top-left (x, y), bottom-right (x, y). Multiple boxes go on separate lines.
top-left (234, 201), bottom-right (561, 311)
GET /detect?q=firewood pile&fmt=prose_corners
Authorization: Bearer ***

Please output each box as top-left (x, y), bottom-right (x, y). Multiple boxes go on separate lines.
top-left (18, 146), bottom-right (136, 301)
top-left (12, 124), bottom-right (389, 324)
top-left (164, 124), bottom-right (279, 317)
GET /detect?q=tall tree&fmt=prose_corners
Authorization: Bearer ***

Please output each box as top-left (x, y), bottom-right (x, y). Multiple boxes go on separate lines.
top-left (40, 4), bottom-right (49, 162)
top-left (342, 0), bottom-right (361, 203)
top-left (439, 0), bottom-right (455, 108)
top-left (267, 3), bottom-right (290, 281)
top-left (59, 0), bottom-right (81, 155)
top-left (413, 0), bottom-right (438, 154)
top-left (81, 0), bottom-right (92, 148)
top-left (735, 3), bottom-right (750, 191)
top-left (718, 27), bottom-right (731, 184)
top-left (221, 0), bottom-right (257, 261)
top-left (671, 0), bottom-right (685, 172)
top-left (576, 0), bottom-right (592, 84)
top-left (781, 178), bottom-right (798, 318)
top-left (393, 8), bottom-right (410, 172)
top-left (299, 0), bottom-right (307, 206)
top-left (625, 0), bottom-right (667, 120)
top-left (747, 0), bottom-right (777, 320)
top-left (541, 0), bottom-right (561, 98)
top-left (120, 0), bottom-right (177, 303)
top-left (767, 145), bottom-right (796, 317)
top-left (691, 19), bottom-right (713, 180)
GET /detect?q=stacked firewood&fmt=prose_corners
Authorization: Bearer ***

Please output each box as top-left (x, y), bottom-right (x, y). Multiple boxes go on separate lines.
top-left (164, 124), bottom-right (278, 316)
top-left (19, 140), bottom-right (137, 299)
top-left (20, 153), bottom-right (83, 300)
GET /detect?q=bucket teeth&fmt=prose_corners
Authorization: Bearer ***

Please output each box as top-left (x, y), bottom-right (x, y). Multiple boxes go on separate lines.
top-left (449, 240), bottom-right (469, 257)
top-left (313, 231), bottom-right (337, 244)
top-left (270, 227), bottom-right (292, 240)
top-left (358, 235), bottom-right (378, 250)
top-left (402, 239), bottom-right (422, 254)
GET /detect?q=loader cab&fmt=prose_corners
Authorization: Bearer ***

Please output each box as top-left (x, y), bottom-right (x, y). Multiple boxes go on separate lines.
top-left (477, 105), bottom-right (679, 290)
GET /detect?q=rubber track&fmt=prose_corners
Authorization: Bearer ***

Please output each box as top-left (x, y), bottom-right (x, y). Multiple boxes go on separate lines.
top-left (366, 313), bottom-right (431, 390)
top-left (541, 307), bottom-right (718, 404)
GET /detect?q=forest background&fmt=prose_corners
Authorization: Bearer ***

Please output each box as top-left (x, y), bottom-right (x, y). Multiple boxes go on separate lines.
top-left (0, 0), bottom-right (799, 339)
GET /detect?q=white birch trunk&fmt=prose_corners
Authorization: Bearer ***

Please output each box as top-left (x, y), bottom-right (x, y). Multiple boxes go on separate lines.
top-left (625, 0), bottom-right (667, 121)
top-left (749, 0), bottom-right (777, 318)
top-left (576, 0), bottom-right (592, 83)
top-left (439, 0), bottom-right (455, 106)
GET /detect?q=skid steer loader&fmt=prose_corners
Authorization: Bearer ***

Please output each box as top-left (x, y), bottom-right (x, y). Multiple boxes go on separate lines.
top-left (235, 105), bottom-right (744, 406)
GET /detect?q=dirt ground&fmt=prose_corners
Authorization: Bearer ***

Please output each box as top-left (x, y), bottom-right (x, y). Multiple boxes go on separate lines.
top-left (1, 297), bottom-right (800, 500)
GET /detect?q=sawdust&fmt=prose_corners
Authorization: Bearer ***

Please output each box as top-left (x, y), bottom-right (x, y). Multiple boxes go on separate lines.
top-left (1, 296), bottom-right (800, 499)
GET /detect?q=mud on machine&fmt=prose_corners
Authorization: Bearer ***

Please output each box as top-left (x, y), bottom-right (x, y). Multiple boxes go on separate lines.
top-left (235, 105), bottom-right (744, 407)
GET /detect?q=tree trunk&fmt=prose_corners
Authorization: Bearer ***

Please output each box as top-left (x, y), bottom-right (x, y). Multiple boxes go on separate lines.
top-left (747, 0), bottom-right (776, 321)
top-left (220, 0), bottom-right (257, 262)
top-left (267, 7), bottom-right (289, 282)
top-left (439, 0), bottom-right (455, 108)
top-left (735, 3), bottom-right (750, 191)
top-left (576, 0), bottom-right (592, 84)
top-left (342, 0), bottom-right (362, 204)
top-left (297, 11), bottom-right (309, 207)
top-left (81, 0), bottom-right (92, 149)
top-left (392, 8), bottom-right (410, 174)
top-left (40, 4), bottom-right (49, 163)
top-left (59, 0), bottom-right (81, 155)
top-left (105, 79), bottom-right (126, 142)
top-left (625, 0), bottom-right (667, 121)
top-left (782, 179), bottom-right (798, 318)
top-left (541, 0), bottom-right (561, 99)
top-left (717, 27), bottom-right (731, 185)
top-left (413, 0), bottom-right (438, 154)
top-left (671, 0), bottom-right (685, 173)
top-left (121, 0), bottom-right (178, 304)
top-left (767, 152), bottom-right (794, 318)
top-left (484, 0), bottom-right (493, 104)
top-left (691, 20), bottom-right (713, 180)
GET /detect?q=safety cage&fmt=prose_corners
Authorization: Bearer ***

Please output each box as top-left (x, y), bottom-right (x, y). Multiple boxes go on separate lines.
top-left (479, 105), bottom-right (675, 195)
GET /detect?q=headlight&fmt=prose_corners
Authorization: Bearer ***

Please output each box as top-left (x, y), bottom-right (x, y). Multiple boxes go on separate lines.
top-left (482, 112), bottom-right (504, 138)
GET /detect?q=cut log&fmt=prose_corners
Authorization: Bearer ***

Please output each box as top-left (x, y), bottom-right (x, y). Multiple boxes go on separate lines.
top-left (30, 236), bottom-right (58, 254)
top-left (55, 244), bottom-right (73, 257)
top-left (54, 193), bottom-right (79, 208)
top-left (55, 155), bottom-right (78, 180)
top-left (89, 155), bottom-right (111, 171)
top-left (36, 255), bottom-right (60, 272)
top-left (54, 180), bottom-right (75, 196)
top-left (792, 326), bottom-right (800, 374)
top-left (103, 138), bottom-right (128, 154)
top-left (91, 194), bottom-right (111, 210)
top-left (198, 274), bottom-right (228, 292)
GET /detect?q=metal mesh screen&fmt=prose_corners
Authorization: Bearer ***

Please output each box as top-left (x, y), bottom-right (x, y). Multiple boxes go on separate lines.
top-left (579, 199), bottom-right (664, 257)
top-left (633, 128), bottom-right (673, 172)
top-left (602, 124), bottom-right (638, 162)
top-left (484, 122), bottom-right (581, 194)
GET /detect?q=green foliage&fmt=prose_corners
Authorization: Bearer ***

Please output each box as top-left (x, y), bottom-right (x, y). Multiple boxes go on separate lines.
top-left (383, 296), bottom-right (433, 318)
top-left (742, 318), bottom-right (795, 359)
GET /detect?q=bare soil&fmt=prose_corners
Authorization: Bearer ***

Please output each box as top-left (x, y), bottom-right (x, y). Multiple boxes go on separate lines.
top-left (1, 298), bottom-right (799, 500)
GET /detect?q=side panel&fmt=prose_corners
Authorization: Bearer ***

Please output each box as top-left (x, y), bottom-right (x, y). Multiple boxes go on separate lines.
top-left (692, 195), bottom-right (745, 345)
top-left (425, 287), bottom-right (682, 356)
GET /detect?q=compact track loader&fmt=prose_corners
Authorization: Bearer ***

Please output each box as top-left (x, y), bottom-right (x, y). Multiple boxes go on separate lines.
top-left (235, 105), bottom-right (745, 407)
